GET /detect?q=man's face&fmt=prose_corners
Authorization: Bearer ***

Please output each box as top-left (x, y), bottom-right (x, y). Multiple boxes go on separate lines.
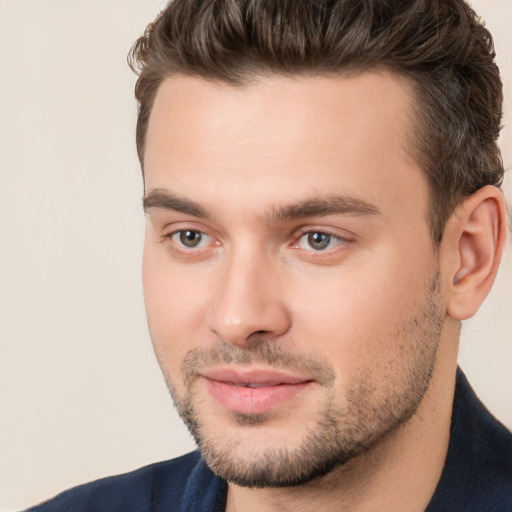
top-left (142, 72), bottom-right (445, 486)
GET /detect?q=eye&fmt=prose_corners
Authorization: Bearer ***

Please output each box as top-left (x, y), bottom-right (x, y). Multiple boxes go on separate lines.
top-left (297, 231), bottom-right (343, 251)
top-left (170, 229), bottom-right (208, 249)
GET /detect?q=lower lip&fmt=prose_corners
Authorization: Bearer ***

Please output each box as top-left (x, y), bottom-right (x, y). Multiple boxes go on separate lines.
top-left (204, 378), bottom-right (313, 415)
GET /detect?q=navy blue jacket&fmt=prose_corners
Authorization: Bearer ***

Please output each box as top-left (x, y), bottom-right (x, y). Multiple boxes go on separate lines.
top-left (26, 370), bottom-right (512, 511)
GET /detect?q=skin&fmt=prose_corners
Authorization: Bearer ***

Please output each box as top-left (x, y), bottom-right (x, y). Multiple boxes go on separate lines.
top-left (142, 72), bottom-right (507, 511)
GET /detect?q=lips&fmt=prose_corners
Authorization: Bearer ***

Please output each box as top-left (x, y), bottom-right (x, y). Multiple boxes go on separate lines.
top-left (200, 368), bottom-right (314, 415)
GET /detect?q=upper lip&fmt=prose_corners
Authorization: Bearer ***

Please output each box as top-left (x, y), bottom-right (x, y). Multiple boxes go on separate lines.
top-left (199, 367), bottom-right (313, 387)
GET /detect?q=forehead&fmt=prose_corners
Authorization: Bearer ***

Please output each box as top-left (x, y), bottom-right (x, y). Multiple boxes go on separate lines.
top-left (144, 72), bottom-right (428, 225)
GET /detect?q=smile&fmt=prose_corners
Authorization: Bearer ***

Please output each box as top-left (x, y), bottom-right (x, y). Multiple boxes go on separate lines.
top-left (199, 368), bottom-right (315, 415)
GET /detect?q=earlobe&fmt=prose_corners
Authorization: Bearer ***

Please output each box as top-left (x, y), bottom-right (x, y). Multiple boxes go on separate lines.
top-left (443, 186), bottom-right (508, 321)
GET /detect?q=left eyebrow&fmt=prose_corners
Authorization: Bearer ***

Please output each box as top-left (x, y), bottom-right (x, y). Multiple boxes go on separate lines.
top-left (265, 195), bottom-right (381, 223)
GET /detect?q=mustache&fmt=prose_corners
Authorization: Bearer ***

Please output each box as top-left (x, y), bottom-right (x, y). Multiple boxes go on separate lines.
top-left (181, 338), bottom-right (336, 387)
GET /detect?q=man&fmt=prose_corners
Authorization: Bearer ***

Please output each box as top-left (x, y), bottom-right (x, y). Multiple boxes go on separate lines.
top-left (27, 0), bottom-right (511, 510)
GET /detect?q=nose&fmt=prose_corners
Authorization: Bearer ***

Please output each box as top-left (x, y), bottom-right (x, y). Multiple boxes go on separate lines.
top-left (207, 249), bottom-right (291, 347)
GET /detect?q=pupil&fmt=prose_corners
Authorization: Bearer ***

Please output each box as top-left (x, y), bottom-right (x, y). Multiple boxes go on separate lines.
top-left (308, 232), bottom-right (330, 250)
top-left (180, 230), bottom-right (201, 247)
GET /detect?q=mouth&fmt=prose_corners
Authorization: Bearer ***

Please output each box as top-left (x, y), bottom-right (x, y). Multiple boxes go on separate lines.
top-left (199, 367), bottom-right (315, 416)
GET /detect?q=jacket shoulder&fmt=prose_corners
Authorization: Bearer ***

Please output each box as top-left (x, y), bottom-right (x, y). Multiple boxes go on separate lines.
top-left (427, 369), bottom-right (512, 511)
top-left (25, 451), bottom-right (204, 512)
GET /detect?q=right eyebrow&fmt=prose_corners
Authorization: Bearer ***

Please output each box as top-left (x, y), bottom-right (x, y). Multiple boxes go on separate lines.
top-left (143, 189), bottom-right (211, 218)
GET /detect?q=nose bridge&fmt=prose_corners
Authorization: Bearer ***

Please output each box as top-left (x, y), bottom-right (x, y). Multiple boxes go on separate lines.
top-left (208, 242), bottom-right (290, 345)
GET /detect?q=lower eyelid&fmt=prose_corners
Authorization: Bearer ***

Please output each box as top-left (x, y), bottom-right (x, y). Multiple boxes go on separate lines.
top-left (167, 230), bottom-right (223, 254)
top-left (174, 230), bottom-right (206, 245)
top-left (292, 231), bottom-right (356, 257)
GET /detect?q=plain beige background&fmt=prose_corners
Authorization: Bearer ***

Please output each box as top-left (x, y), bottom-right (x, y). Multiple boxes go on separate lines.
top-left (0, 1), bottom-right (510, 510)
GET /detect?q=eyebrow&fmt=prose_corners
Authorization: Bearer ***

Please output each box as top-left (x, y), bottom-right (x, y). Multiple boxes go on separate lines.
top-left (143, 189), bottom-right (381, 222)
top-left (143, 189), bottom-right (210, 218)
top-left (265, 195), bottom-right (381, 223)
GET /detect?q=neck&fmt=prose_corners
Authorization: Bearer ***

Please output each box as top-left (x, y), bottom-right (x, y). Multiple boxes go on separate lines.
top-left (226, 319), bottom-right (460, 512)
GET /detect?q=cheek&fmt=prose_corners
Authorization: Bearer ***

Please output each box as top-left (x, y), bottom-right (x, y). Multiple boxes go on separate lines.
top-left (287, 254), bottom-right (428, 366)
top-left (143, 241), bottom-right (209, 322)
top-left (142, 248), bottom-right (210, 377)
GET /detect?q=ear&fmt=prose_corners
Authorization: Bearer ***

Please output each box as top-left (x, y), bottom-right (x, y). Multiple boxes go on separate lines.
top-left (441, 185), bottom-right (508, 321)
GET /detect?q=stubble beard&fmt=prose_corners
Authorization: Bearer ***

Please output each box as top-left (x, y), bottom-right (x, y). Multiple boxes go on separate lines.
top-left (159, 271), bottom-right (444, 488)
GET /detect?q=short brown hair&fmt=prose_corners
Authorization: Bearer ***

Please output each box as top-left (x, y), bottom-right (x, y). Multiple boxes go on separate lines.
top-left (128, 0), bottom-right (504, 242)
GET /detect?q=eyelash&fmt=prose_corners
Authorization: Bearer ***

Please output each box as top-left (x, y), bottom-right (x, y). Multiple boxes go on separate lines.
top-left (165, 229), bottom-right (214, 251)
top-left (293, 228), bottom-right (353, 253)
top-left (163, 227), bottom-right (354, 256)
